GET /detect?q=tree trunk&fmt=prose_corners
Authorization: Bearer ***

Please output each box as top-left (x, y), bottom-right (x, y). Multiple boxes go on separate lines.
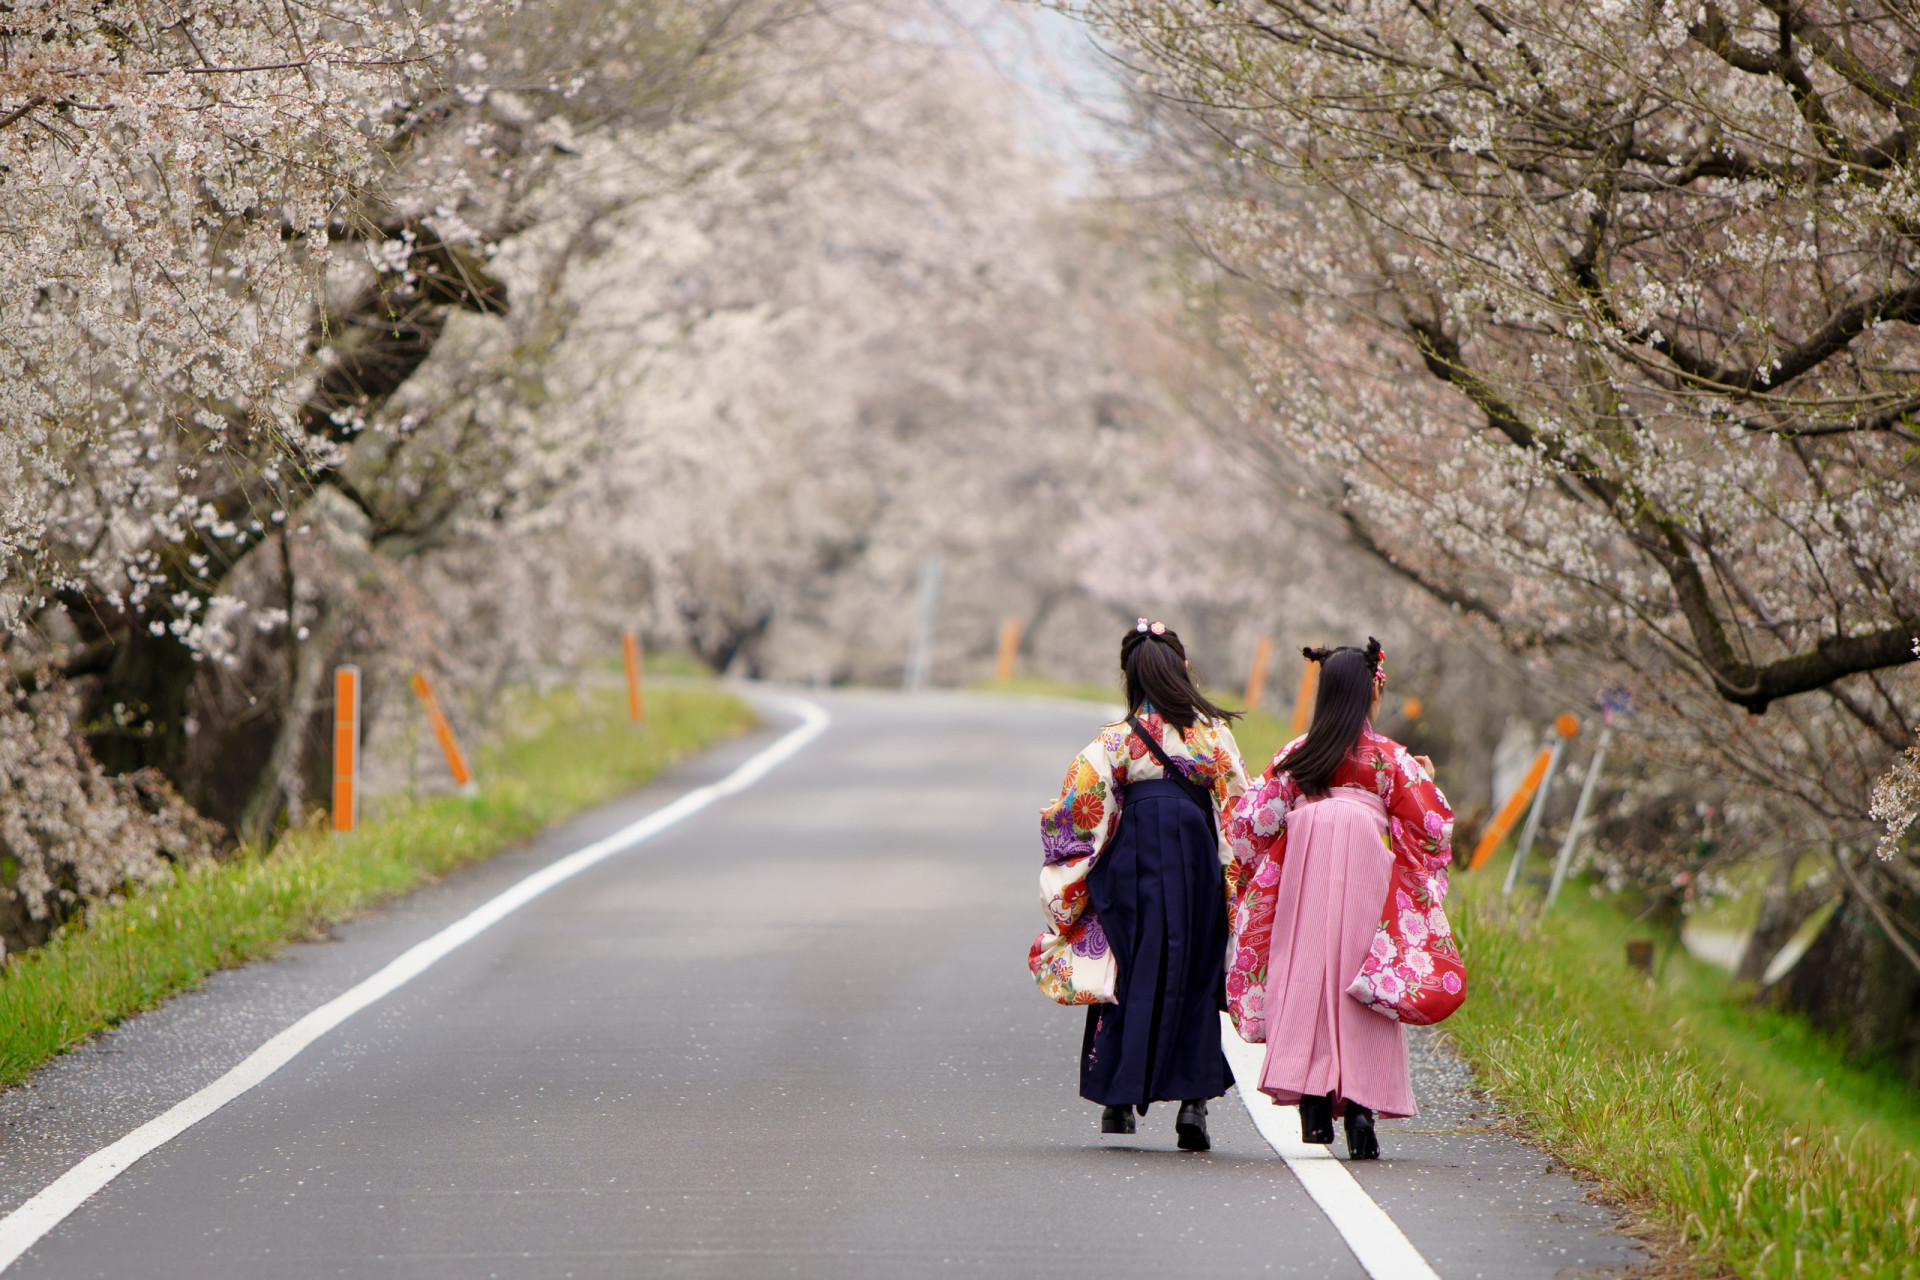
top-left (71, 227), bottom-right (507, 818)
top-left (1779, 878), bottom-right (1920, 1087)
top-left (235, 612), bottom-right (339, 847)
top-left (82, 626), bottom-right (201, 782)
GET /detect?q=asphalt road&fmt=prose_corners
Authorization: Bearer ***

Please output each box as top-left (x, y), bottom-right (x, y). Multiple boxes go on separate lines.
top-left (0, 690), bottom-right (1645, 1278)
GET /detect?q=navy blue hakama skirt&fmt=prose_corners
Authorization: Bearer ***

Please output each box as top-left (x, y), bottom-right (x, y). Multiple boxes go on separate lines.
top-left (1080, 778), bottom-right (1235, 1106)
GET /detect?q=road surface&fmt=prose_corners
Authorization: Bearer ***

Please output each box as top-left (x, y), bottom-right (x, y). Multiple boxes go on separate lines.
top-left (0, 691), bottom-right (1644, 1278)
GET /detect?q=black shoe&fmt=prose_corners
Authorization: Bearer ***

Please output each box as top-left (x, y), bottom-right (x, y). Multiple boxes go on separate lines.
top-left (1101, 1105), bottom-right (1136, 1134)
top-left (1176, 1099), bottom-right (1211, 1152)
top-left (1298, 1092), bottom-right (1335, 1144)
top-left (1344, 1103), bottom-right (1380, 1160)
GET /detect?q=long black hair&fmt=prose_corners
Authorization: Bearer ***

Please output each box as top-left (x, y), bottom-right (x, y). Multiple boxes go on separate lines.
top-left (1275, 638), bottom-right (1383, 795)
top-left (1121, 624), bottom-right (1240, 731)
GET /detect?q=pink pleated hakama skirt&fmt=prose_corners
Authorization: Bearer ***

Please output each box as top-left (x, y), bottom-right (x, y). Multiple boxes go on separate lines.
top-left (1257, 787), bottom-right (1416, 1118)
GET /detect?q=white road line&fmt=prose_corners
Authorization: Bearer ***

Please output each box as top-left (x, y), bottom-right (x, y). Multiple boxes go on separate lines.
top-left (0, 696), bottom-right (830, 1274)
top-left (1221, 1015), bottom-right (1442, 1280)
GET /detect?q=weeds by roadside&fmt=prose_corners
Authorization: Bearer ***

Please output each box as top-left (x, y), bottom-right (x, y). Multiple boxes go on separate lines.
top-left (970, 675), bottom-right (1124, 706)
top-left (970, 673), bottom-right (1297, 767)
top-left (0, 684), bottom-right (754, 1088)
top-left (1447, 875), bottom-right (1920, 1280)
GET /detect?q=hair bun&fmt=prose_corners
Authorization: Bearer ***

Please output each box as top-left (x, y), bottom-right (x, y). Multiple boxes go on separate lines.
top-left (1364, 636), bottom-right (1383, 664)
top-left (1302, 645), bottom-right (1333, 663)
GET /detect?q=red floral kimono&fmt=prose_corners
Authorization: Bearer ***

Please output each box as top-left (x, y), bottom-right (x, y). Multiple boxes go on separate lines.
top-left (1224, 725), bottom-right (1458, 1042)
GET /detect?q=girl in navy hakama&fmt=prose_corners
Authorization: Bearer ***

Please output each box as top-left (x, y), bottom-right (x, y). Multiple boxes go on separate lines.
top-left (1029, 621), bottom-right (1248, 1150)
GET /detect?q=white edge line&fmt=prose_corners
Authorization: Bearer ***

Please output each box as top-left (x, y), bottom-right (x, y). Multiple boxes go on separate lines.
top-left (1221, 1013), bottom-right (1442, 1280)
top-left (0, 696), bottom-right (831, 1273)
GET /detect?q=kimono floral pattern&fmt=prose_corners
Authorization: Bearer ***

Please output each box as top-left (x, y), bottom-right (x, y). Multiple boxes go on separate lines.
top-left (1030, 709), bottom-right (1248, 1005)
top-left (1345, 860), bottom-right (1466, 1027)
top-left (1224, 725), bottom-right (1460, 1038)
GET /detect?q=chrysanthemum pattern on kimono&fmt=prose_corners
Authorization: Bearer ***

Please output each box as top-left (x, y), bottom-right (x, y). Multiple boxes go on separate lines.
top-left (1223, 725), bottom-right (1457, 1038)
top-left (1029, 709), bottom-right (1249, 1005)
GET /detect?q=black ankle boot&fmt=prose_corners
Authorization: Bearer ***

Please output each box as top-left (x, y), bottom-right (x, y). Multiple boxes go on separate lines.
top-left (1176, 1100), bottom-right (1211, 1152)
top-left (1297, 1092), bottom-right (1335, 1144)
top-left (1344, 1103), bottom-right (1380, 1160)
top-left (1101, 1104), bottom-right (1136, 1134)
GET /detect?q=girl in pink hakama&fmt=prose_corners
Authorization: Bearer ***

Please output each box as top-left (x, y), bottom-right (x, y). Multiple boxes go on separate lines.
top-left (1222, 640), bottom-right (1456, 1160)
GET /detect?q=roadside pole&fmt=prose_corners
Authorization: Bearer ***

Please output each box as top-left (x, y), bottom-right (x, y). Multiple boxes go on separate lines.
top-left (1503, 713), bottom-right (1580, 896)
top-left (1544, 720), bottom-right (1613, 909)
top-left (621, 629), bottom-right (647, 725)
top-left (331, 665), bottom-right (361, 833)
top-left (903, 557), bottom-right (943, 693)
top-left (1244, 635), bottom-right (1274, 710)
top-left (994, 617), bottom-right (1021, 685)
top-left (410, 672), bottom-right (477, 796)
top-left (1289, 652), bottom-right (1320, 737)
top-left (1468, 743), bottom-right (1553, 871)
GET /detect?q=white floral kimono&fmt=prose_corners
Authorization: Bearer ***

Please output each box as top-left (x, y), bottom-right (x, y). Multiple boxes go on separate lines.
top-left (1028, 709), bottom-right (1248, 1005)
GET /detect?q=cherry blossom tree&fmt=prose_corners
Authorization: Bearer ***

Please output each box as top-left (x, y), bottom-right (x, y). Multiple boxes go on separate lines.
top-left (0, 0), bottom-right (1514, 963)
top-left (0, 0), bottom-right (787, 928)
top-left (515, 12), bottom-right (1200, 688)
top-left (1074, 0), bottom-right (1920, 1061)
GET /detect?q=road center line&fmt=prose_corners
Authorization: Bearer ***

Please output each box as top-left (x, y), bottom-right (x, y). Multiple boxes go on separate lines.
top-left (0, 696), bottom-right (830, 1275)
top-left (1221, 1015), bottom-right (1442, 1280)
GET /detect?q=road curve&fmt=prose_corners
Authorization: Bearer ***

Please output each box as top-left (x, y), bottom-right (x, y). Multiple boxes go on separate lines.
top-left (0, 690), bottom-right (1643, 1278)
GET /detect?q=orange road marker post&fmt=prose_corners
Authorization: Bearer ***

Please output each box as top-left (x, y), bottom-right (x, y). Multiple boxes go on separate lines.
top-left (1469, 743), bottom-right (1555, 871)
top-left (411, 671), bottom-right (476, 796)
top-left (332, 665), bottom-right (361, 833)
top-left (994, 618), bottom-right (1022, 686)
top-left (1501, 713), bottom-right (1580, 895)
top-left (1288, 652), bottom-right (1321, 738)
top-left (622, 630), bottom-right (647, 725)
top-left (1243, 636), bottom-right (1274, 711)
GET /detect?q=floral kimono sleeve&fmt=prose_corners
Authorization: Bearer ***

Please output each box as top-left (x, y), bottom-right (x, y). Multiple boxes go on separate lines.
top-left (1030, 735), bottom-right (1124, 1005)
top-left (1197, 721), bottom-right (1251, 803)
top-left (1223, 738), bottom-right (1304, 1042)
top-left (1225, 736), bottom-right (1303, 902)
top-left (1347, 744), bottom-right (1466, 1025)
top-left (1385, 746), bottom-right (1455, 884)
top-left (1040, 744), bottom-right (1123, 886)
top-left (1203, 722), bottom-right (1252, 862)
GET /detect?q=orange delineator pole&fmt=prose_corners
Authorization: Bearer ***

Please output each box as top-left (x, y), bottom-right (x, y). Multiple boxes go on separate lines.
top-left (1289, 655), bottom-right (1320, 737)
top-left (1469, 744), bottom-right (1555, 870)
top-left (622, 630), bottom-right (646, 724)
top-left (410, 671), bottom-right (473, 789)
top-left (332, 665), bottom-right (361, 833)
top-left (994, 617), bottom-right (1022, 685)
top-left (1244, 635), bottom-right (1274, 711)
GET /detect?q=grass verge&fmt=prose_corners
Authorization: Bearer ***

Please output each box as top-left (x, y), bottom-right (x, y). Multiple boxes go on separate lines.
top-left (1447, 873), bottom-right (1920, 1279)
top-left (0, 683), bottom-right (754, 1088)
top-left (1222, 707), bottom-right (1292, 772)
top-left (969, 675), bottom-right (1298, 770)
top-left (971, 675), bottom-right (1124, 705)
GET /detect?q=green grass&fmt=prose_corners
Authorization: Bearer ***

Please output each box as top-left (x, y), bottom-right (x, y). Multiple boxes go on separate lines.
top-left (974, 674), bottom-right (1125, 705)
top-left (1223, 707), bottom-right (1293, 772)
top-left (974, 676), bottom-right (1297, 771)
top-left (611, 647), bottom-right (716, 679)
top-left (0, 683), bottom-right (754, 1088)
top-left (1447, 873), bottom-right (1920, 1278)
